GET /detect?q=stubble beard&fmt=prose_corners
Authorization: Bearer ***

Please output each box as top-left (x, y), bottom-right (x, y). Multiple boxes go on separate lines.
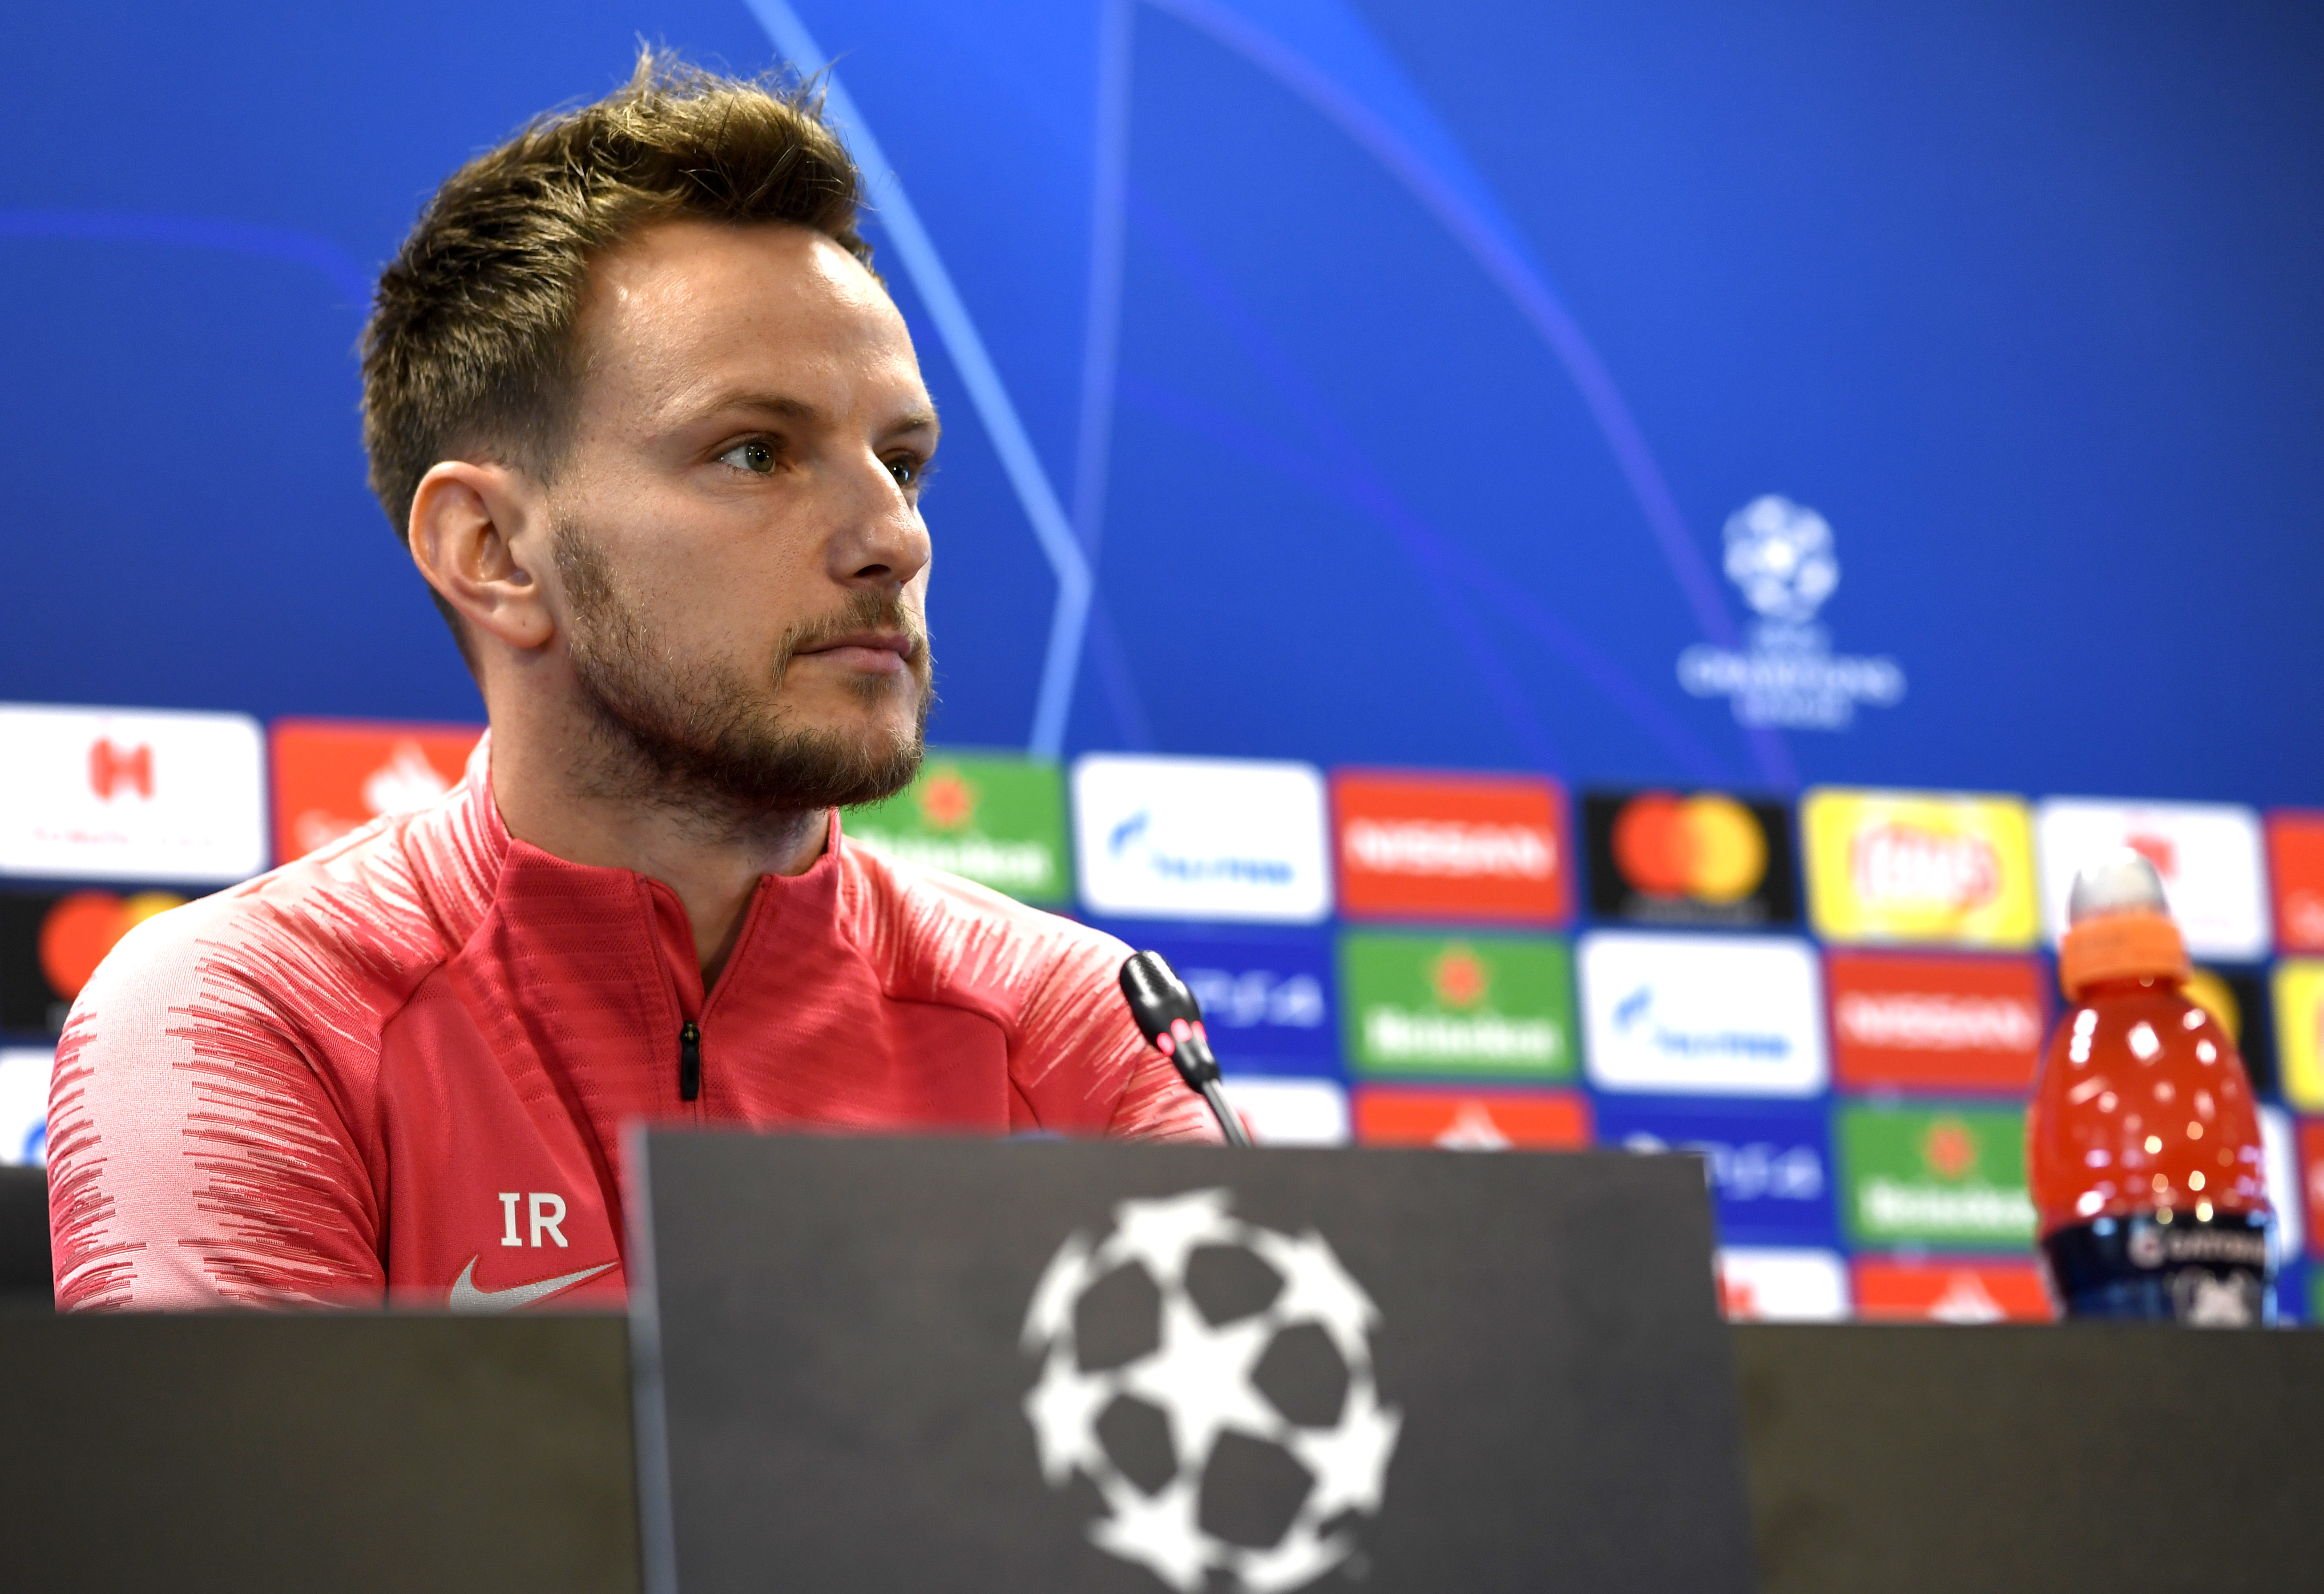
top-left (553, 517), bottom-right (933, 840)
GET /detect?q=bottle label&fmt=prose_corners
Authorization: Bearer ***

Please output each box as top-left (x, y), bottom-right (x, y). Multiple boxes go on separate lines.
top-left (2042, 1212), bottom-right (2273, 1325)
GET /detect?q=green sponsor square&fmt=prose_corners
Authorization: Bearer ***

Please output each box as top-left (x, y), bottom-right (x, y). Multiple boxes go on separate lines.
top-left (1338, 930), bottom-right (1575, 1079)
top-left (1837, 1101), bottom-right (2036, 1251)
top-left (845, 751), bottom-right (1070, 905)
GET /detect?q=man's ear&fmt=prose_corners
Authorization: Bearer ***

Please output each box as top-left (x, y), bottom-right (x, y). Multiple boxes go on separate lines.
top-left (407, 462), bottom-right (555, 652)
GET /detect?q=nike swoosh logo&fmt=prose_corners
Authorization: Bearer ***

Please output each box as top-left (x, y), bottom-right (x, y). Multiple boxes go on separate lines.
top-left (448, 1255), bottom-right (617, 1313)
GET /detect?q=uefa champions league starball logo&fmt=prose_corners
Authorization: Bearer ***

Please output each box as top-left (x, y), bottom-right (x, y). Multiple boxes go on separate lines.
top-left (1021, 1188), bottom-right (1402, 1594)
top-left (1677, 493), bottom-right (1905, 729)
top-left (1722, 494), bottom-right (1839, 624)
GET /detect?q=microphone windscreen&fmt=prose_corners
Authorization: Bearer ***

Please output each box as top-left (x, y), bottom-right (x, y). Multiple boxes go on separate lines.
top-left (1118, 950), bottom-right (1200, 1044)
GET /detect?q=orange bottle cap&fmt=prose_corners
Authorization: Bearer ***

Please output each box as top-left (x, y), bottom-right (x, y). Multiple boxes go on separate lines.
top-left (2058, 908), bottom-right (2188, 1001)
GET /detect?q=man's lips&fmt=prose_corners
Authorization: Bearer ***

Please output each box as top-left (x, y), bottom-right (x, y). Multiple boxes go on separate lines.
top-left (794, 631), bottom-right (918, 675)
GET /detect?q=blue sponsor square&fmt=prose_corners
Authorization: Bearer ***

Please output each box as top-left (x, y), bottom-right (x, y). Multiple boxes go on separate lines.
top-left (1083, 920), bottom-right (1342, 1078)
top-left (1590, 1094), bottom-right (1839, 1247)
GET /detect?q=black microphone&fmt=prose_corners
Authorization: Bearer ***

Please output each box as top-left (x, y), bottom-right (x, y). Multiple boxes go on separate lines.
top-left (1118, 951), bottom-right (1252, 1147)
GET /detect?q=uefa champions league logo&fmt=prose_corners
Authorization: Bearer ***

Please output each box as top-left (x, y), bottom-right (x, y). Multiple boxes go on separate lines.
top-left (1678, 494), bottom-right (1907, 731)
top-left (1021, 1188), bottom-right (1401, 1593)
top-left (1722, 494), bottom-right (1839, 624)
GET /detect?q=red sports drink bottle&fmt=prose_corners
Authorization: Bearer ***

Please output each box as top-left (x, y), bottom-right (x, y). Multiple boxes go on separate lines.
top-left (2026, 849), bottom-right (2273, 1323)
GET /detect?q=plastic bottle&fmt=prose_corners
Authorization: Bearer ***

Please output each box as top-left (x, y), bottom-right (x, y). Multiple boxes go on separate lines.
top-left (2026, 849), bottom-right (2273, 1324)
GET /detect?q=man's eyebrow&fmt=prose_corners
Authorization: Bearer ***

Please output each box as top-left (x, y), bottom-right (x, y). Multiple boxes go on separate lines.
top-left (679, 391), bottom-right (939, 445)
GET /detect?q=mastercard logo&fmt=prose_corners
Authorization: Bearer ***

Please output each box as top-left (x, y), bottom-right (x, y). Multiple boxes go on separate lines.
top-left (37, 890), bottom-right (183, 1002)
top-left (1609, 793), bottom-right (1767, 904)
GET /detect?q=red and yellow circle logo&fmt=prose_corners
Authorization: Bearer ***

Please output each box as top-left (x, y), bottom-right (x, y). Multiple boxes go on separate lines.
top-left (1610, 793), bottom-right (1767, 904)
top-left (38, 890), bottom-right (184, 1001)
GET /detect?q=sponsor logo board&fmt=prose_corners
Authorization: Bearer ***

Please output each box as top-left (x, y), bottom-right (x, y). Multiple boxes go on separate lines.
top-left (1802, 788), bottom-right (2038, 948)
top-left (847, 750), bottom-right (1070, 904)
top-left (0, 889), bottom-right (187, 1033)
top-left (2301, 1119), bottom-right (2324, 1263)
top-left (0, 1048), bottom-right (51, 1166)
top-left (2035, 799), bottom-right (2269, 962)
top-left (1825, 950), bottom-right (2046, 1094)
top-left (2261, 1107), bottom-right (2302, 1260)
top-left (1339, 932), bottom-right (1574, 1079)
top-left (1350, 1086), bottom-right (1591, 1149)
top-left (1716, 1248), bottom-right (1850, 1322)
top-left (2272, 961), bottom-right (2324, 1111)
top-left (1329, 769), bottom-right (1568, 924)
top-left (1849, 1258), bottom-right (2054, 1323)
top-left (2266, 812), bottom-right (2324, 954)
top-left (1097, 927), bottom-right (1336, 1070)
top-left (1836, 1103), bottom-right (2035, 1250)
top-left (1218, 1077), bottom-right (1350, 1147)
top-left (1072, 755), bottom-right (1330, 923)
top-left (1595, 1098), bottom-right (1835, 1244)
top-left (1578, 931), bottom-right (1826, 1096)
top-left (268, 719), bottom-right (483, 864)
top-left (1582, 789), bottom-right (1797, 929)
top-left (0, 703), bottom-right (266, 883)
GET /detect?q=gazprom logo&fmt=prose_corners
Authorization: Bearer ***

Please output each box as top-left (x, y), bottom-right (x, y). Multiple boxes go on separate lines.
top-left (1106, 809), bottom-right (1297, 887)
top-left (1610, 985), bottom-right (1793, 1061)
top-left (1073, 756), bottom-right (1332, 924)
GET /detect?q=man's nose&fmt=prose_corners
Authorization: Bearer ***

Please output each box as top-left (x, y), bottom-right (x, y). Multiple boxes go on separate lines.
top-left (829, 453), bottom-right (932, 589)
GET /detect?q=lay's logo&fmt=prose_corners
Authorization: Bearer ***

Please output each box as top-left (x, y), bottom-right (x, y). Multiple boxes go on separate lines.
top-left (1804, 789), bottom-right (2036, 949)
top-left (1850, 824), bottom-right (1997, 911)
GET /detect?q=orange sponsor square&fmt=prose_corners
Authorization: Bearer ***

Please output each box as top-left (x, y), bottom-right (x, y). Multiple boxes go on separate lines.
top-left (269, 718), bottom-right (484, 863)
top-left (1849, 1256), bottom-right (2055, 1322)
top-left (1825, 950), bottom-right (2048, 1093)
top-left (1351, 1085), bottom-right (1590, 1149)
top-left (1331, 769), bottom-right (1569, 924)
top-left (2268, 811), bottom-right (2324, 954)
top-left (2301, 1119), bottom-right (2324, 1262)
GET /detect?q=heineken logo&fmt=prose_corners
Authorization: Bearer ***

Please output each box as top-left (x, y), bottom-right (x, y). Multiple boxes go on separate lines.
top-left (1839, 1104), bottom-right (2035, 1249)
top-left (1429, 946), bottom-right (1489, 1009)
top-left (1340, 932), bottom-right (1574, 1080)
top-left (848, 751), bottom-right (1069, 906)
top-left (917, 767), bottom-right (977, 831)
top-left (1921, 1118), bottom-right (1979, 1181)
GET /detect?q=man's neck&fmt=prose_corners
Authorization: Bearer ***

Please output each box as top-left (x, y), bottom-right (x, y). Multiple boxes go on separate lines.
top-left (487, 708), bottom-right (830, 989)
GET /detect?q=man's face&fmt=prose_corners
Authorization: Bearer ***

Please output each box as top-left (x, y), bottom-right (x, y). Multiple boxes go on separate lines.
top-left (545, 220), bottom-right (937, 818)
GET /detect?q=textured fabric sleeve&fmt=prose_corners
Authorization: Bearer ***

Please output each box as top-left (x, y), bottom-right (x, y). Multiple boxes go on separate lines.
top-left (47, 903), bottom-right (387, 1311)
top-left (1010, 926), bottom-right (1222, 1144)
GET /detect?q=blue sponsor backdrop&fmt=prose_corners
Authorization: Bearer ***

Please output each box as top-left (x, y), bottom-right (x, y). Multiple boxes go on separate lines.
top-left (1591, 1096), bottom-right (1838, 1247)
top-left (1085, 922), bottom-right (1341, 1075)
top-left (4, 2), bottom-right (2322, 805)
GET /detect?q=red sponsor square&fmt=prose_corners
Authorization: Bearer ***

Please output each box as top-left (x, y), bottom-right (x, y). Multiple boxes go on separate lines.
top-left (1331, 770), bottom-right (1569, 924)
top-left (270, 719), bottom-right (484, 864)
top-left (1825, 950), bottom-right (2048, 1094)
top-left (2268, 811), bottom-right (2324, 954)
top-left (2301, 1119), bottom-right (2324, 1262)
top-left (1849, 1257), bottom-right (2055, 1322)
top-left (1351, 1086), bottom-right (1590, 1149)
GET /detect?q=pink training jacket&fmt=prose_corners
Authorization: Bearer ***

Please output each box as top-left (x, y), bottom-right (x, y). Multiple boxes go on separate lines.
top-left (47, 740), bottom-right (1215, 1312)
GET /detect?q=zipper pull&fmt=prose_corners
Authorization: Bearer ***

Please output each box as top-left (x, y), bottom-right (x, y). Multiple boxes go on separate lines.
top-left (678, 1021), bottom-right (702, 1103)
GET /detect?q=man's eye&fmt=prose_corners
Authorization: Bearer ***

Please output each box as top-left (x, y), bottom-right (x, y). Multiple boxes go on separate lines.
top-left (717, 440), bottom-right (778, 475)
top-left (886, 455), bottom-right (922, 489)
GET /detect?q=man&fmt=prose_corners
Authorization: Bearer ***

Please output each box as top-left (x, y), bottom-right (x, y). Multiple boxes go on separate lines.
top-left (47, 55), bottom-right (1215, 1312)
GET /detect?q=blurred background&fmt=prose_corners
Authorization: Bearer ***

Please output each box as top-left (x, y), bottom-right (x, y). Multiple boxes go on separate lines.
top-left (4, 0), bottom-right (2321, 1321)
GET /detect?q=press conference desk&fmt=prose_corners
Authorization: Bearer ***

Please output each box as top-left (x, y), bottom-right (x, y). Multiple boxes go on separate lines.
top-left (0, 1309), bottom-right (2310, 1593)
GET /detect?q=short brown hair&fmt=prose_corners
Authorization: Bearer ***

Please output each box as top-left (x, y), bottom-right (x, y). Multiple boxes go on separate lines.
top-left (360, 51), bottom-right (872, 638)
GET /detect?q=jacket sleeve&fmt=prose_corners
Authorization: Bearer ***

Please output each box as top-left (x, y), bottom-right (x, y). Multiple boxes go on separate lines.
top-left (1009, 925), bottom-right (1222, 1144)
top-left (47, 904), bottom-right (387, 1311)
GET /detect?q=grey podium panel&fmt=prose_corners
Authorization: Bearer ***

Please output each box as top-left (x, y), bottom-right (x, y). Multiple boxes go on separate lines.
top-left (1735, 1322), bottom-right (2323, 1594)
top-left (0, 1312), bottom-right (638, 1593)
